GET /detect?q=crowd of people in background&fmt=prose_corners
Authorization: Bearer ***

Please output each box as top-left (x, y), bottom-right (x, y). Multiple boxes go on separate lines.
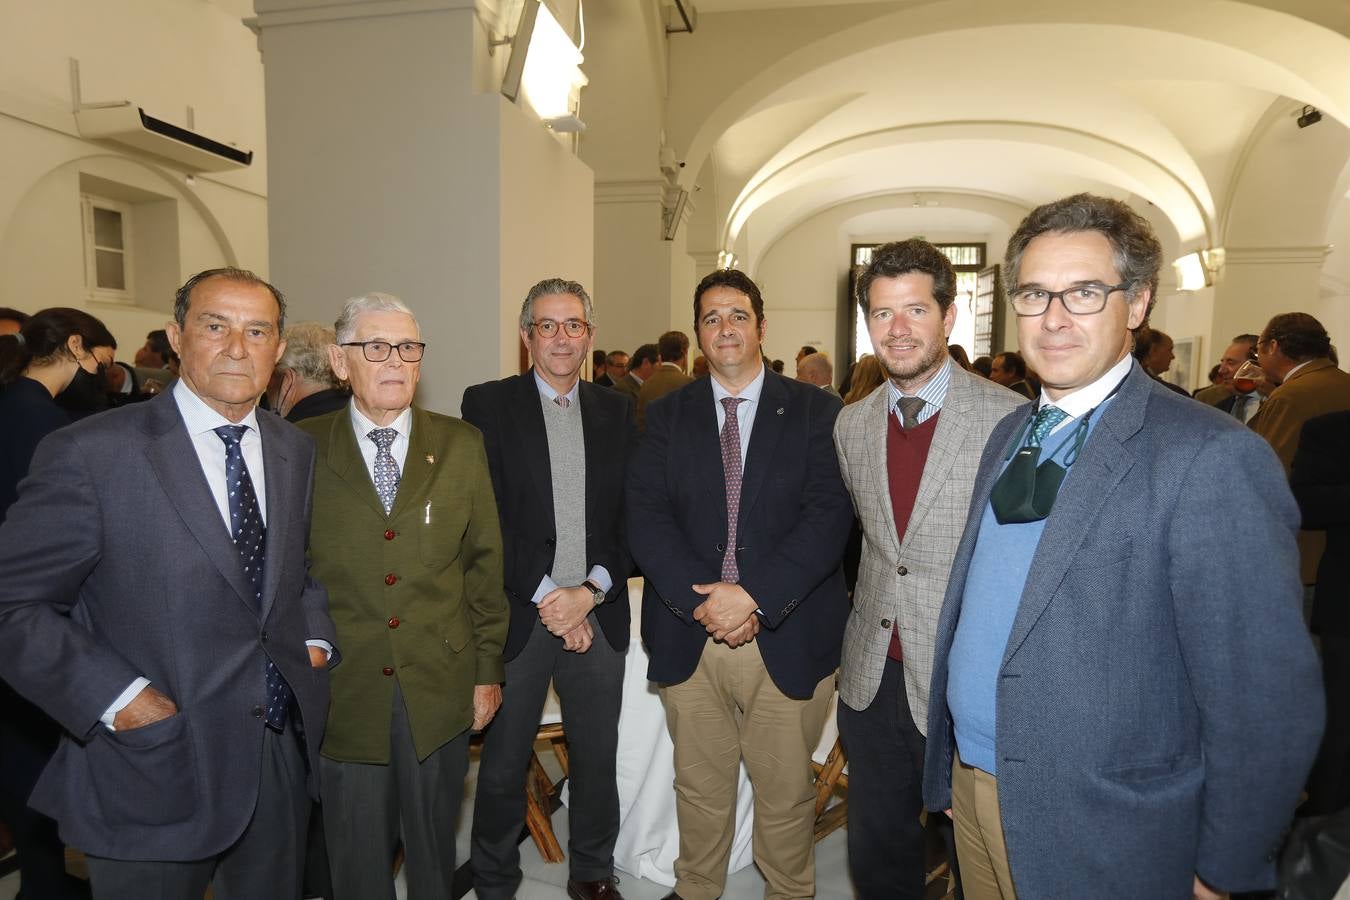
top-left (0, 191), bottom-right (1346, 900)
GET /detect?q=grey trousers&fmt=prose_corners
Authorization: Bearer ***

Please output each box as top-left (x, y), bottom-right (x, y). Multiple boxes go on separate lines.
top-left (85, 725), bottom-right (309, 900)
top-left (320, 681), bottom-right (471, 900)
top-left (471, 614), bottom-right (625, 900)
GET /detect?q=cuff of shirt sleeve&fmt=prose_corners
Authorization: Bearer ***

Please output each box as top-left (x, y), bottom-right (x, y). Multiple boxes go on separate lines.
top-left (305, 639), bottom-right (333, 659)
top-left (530, 574), bottom-right (559, 606)
top-left (101, 677), bottom-right (151, 732)
top-left (587, 565), bottom-right (613, 594)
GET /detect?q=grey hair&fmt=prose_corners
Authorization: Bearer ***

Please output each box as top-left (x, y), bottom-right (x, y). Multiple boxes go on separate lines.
top-left (279, 321), bottom-right (340, 388)
top-left (798, 352), bottom-right (833, 380)
top-left (334, 292), bottom-right (417, 344)
top-left (519, 278), bottom-right (593, 331)
top-left (1004, 193), bottom-right (1163, 318)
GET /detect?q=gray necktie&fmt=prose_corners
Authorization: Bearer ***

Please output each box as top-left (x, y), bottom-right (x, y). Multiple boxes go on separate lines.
top-left (369, 428), bottom-right (400, 515)
top-left (896, 396), bottom-right (926, 430)
top-left (1231, 393), bottom-right (1250, 422)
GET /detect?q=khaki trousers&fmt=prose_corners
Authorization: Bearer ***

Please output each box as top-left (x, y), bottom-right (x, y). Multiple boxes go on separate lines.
top-left (950, 750), bottom-right (1018, 900)
top-left (660, 639), bottom-right (833, 900)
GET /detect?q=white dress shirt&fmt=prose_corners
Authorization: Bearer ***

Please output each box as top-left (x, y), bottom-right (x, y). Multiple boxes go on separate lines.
top-left (710, 362), bottom-right (767, 466)
top-left (1037, 352), bottom-right (1135, 440)
top-left (350, 402), bottom-right (412, 478)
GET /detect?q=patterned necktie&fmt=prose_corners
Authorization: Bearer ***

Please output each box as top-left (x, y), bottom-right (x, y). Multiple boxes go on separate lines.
top-left (554, 394), bottom-right (571, 409)
top-left (1029, 405), bottom-right (1068, 446)
top-left (369, 428), bottom-right (401, 515)
top-left (896, 396), bottom-right (926, 430)
top-left (720, 396), bottom-right (746, 583)
top-left (1231, 393), bottom-right (1249, 422)
top-left (213, 425), bottom-right (291, 732)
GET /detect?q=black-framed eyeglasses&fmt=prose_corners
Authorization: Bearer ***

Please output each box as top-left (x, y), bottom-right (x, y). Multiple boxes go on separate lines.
top-left (1009, 282), bottom-right (1132, 317)
top-left (529, 319), bottom-right (592, 339)
top-left (341, 340), bottom-right (427, 362)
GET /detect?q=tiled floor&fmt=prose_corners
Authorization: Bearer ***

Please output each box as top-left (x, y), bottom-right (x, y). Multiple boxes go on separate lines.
top-left (0, 749), bottom-right (954, 900)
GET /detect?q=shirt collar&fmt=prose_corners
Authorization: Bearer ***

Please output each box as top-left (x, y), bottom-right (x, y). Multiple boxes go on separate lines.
top-left (886, 357), bottom-right (952, 414)
top-left (1038, 353), bottom-right (1135, 420)
top-left (710, 362), bottom-right (766, 406)
top-left (533, 369), bottom-right (580, 405)
top-left (349, 401), bottom-right (412, 440)
top-left (1284, 359), bottom-right (1315, 381)
top-left (173, 378), bottom-right (260, 436)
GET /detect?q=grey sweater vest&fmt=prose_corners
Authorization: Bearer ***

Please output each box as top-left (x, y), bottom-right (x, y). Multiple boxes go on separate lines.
top-left (542, 395), bottom-right (587, 587)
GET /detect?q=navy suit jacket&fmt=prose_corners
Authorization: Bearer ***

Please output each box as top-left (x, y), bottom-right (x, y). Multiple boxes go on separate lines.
top-left (922, 362), bottom-right (1323, 897)
top-left (626, 369), bottom-right (853, 699)
top-left (461, 372), bottom-right (636, 659)
top-left (0, 390), bottom-right (337, 861)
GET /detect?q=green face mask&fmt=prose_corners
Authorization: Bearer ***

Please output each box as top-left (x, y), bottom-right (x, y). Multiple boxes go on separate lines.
top-left (989, 415), bottom-right (1091, 525)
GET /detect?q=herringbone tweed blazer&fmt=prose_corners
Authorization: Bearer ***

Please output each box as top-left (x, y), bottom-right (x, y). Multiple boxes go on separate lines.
top-left (833, 364), bottom-right (1024, 735)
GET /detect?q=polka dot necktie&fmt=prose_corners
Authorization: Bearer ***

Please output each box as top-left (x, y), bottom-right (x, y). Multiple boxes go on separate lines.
top-left (369, 428), bottom-right (401, 516)
top-left (214, 425), bottom-right (291, 732)
top-left (719, 397), bottom-right (745, 583)
top-left (1029, 405), bottom-right (1068, 446)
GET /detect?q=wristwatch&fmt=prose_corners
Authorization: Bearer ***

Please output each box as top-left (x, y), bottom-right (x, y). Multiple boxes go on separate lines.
top-left (583, 580), bottom-right (606, 606)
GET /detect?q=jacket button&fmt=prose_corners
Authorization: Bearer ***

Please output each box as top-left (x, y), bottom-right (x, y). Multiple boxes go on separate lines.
top-left (546, 537), bottom-right (556, 548)
top-left (382, 666), bottom-right (394, 676)
top-left (388, 617), bottom-right (400, 629)
top-left (251, 706), bottom-right (264, 718)
top-left (384, 529), bottom-right (396, 541)
top-left (259, 630), bottom-right (268, 642)
top-left (896, 565), bottom-right (908, 576)
top-left (880, 618), bottom-right (892, 629)
top-left (385, 573), bottom-right (398, 586)
top-left (716, 542), bottom-right (725, 553)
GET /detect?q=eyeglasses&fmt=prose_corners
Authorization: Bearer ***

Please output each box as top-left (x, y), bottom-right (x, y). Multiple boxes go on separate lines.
top-left (1009, 282), bottom-right (1132, 317)
top-left (341, 340), bottom-right (427, 362)
top-left (529, 319), bottom-right (592, 339)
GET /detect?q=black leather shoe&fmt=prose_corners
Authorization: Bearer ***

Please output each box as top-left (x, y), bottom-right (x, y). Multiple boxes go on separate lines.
top-left (567, 878), bottom-right (625, 900)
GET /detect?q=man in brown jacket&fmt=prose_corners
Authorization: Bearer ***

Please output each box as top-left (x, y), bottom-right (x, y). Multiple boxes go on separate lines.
top-left (1250, 311), bottom-right (1350, 589)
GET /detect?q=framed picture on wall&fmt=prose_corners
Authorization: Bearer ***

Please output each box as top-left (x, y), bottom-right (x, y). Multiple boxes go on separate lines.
top-left (1167, 336), bottom-right (1199, 392)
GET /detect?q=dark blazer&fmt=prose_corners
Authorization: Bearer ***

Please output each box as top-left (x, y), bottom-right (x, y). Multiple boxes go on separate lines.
top-left (286, 387), bottom-right (352, 423)
top-left (1291, 410), bottom-right (1350, 635)
top-left (461, 372), bottom-right (637, 659)
top-left (0, 390), bottom-right (337, 861)
top-left (626, 370), bottom-right (854, 700)
top-left (922, 363), bottom-right (1323, 897)
top-left (0, 376), bottom-right (69, 521)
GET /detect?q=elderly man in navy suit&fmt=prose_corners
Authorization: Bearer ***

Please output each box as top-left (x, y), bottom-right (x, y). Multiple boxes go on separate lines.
top-left (0, 268), bottom-right (336, 900)
top-left (923, 195), bottom-right (1323, 900)
top-left (627, 268), bottom-right (853, 900)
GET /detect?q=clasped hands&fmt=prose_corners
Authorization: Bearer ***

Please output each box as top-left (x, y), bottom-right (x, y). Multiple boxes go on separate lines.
top-left (538, 586), bottom-right (595, 653)
top-left (692, 581), bottom-right (759, 647)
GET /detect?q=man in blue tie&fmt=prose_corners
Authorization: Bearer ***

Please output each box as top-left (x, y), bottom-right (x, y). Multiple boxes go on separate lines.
top-left (923, 195), bottom-right (1323, 900)
top-left (0, 268), bottom-right (337, 899)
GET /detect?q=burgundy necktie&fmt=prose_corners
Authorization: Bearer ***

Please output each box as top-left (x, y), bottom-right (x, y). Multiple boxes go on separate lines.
top-left (720, 396), bottom-right (745, 582)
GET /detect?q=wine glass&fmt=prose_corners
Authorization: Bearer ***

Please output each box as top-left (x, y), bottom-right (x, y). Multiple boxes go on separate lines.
top-left (1231, 360), bottom-right (1264, 394)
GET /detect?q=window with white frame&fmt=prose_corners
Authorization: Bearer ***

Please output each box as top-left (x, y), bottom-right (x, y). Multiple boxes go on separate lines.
top-left (82, 195), bottom-right (133, 301)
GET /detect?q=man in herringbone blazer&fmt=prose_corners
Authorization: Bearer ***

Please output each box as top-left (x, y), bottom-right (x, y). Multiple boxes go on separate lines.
top-left (302, 293), bottom-right (508, 900)
top-left (834, 241), bottom-right (1023, 900)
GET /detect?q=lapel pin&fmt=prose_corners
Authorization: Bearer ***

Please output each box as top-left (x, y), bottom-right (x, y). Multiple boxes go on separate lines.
top-left (425, 453), bottom-right (435, 464)
top-left (777, 407), bottom-right (785, 415)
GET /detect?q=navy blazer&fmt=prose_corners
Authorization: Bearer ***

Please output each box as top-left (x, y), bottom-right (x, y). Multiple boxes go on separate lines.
top-left (923, 362), bottom-right (1323, 897)
top-left (461, 372), bottom-right (636, 659)
top-left (0, 390), bottom-right (337, 861)
top-left (626, 369), bottom-right (853, 700)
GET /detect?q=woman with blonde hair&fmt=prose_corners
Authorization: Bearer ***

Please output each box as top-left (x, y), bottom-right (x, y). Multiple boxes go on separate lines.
top-left (843, 354), bottom-right (885, 404)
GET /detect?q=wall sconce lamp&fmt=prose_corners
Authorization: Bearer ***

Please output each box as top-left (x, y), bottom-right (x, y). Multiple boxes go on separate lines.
top-left (1173, 248), bottom-right (1224, 291)
top-left (500, 1), bottom-right (588, 130)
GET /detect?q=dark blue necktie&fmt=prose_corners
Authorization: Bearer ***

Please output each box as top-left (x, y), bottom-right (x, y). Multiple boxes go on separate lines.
top-left (214, 425), bottom-right (291, 732)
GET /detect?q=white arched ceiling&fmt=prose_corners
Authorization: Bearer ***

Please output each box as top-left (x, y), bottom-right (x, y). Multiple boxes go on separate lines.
top-left (670, 0), bottom-right (1350, 259)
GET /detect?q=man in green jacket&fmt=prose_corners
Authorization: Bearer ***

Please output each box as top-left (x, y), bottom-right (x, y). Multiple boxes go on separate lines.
top-left (301, 292), bottom-right (508, 900)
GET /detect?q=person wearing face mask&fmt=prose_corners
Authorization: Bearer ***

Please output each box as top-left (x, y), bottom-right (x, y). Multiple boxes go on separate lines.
top-left (0, 305), bottom-right (116, 900)
top-left (268, 321), bottom-right (350, 422)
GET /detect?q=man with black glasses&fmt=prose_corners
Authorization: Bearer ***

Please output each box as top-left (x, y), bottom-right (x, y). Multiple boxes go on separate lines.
top-left (300, 291), bottom-right (508, 900)
top-left (464, 278), bottom-right (637, 900)
top-left (922, 194), bottom-right (1323, 900)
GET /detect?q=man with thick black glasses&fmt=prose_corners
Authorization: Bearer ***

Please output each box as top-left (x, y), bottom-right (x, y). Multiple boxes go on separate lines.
top-left (464, 277), bottom-right (637, 900)
top-left (922, 194), bottom-right (1323, 900)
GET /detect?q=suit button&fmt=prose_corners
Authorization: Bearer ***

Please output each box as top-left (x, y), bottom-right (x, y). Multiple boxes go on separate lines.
top-left (251, 706), bottom-right (264, 718)
top-left (881, 618), bottom-right (892, 629)
top-left (384, 529), bottom-right (396, 541)
top-left (896, 565), bottom-right (908, 576)
top-left (546, 537), bottom-right (556, 548)
top-left (260, 630), bottom-right (268, 642)
top-left (388, 617), bottom-right (400, 629)
top-left (385, 573), bottom-right (398, 586)
top-left (382, 666), bottom-right (394, 676)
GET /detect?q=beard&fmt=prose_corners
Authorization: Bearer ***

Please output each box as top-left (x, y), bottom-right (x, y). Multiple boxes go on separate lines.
top-left (878, 338), bottom-right (947, 386)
